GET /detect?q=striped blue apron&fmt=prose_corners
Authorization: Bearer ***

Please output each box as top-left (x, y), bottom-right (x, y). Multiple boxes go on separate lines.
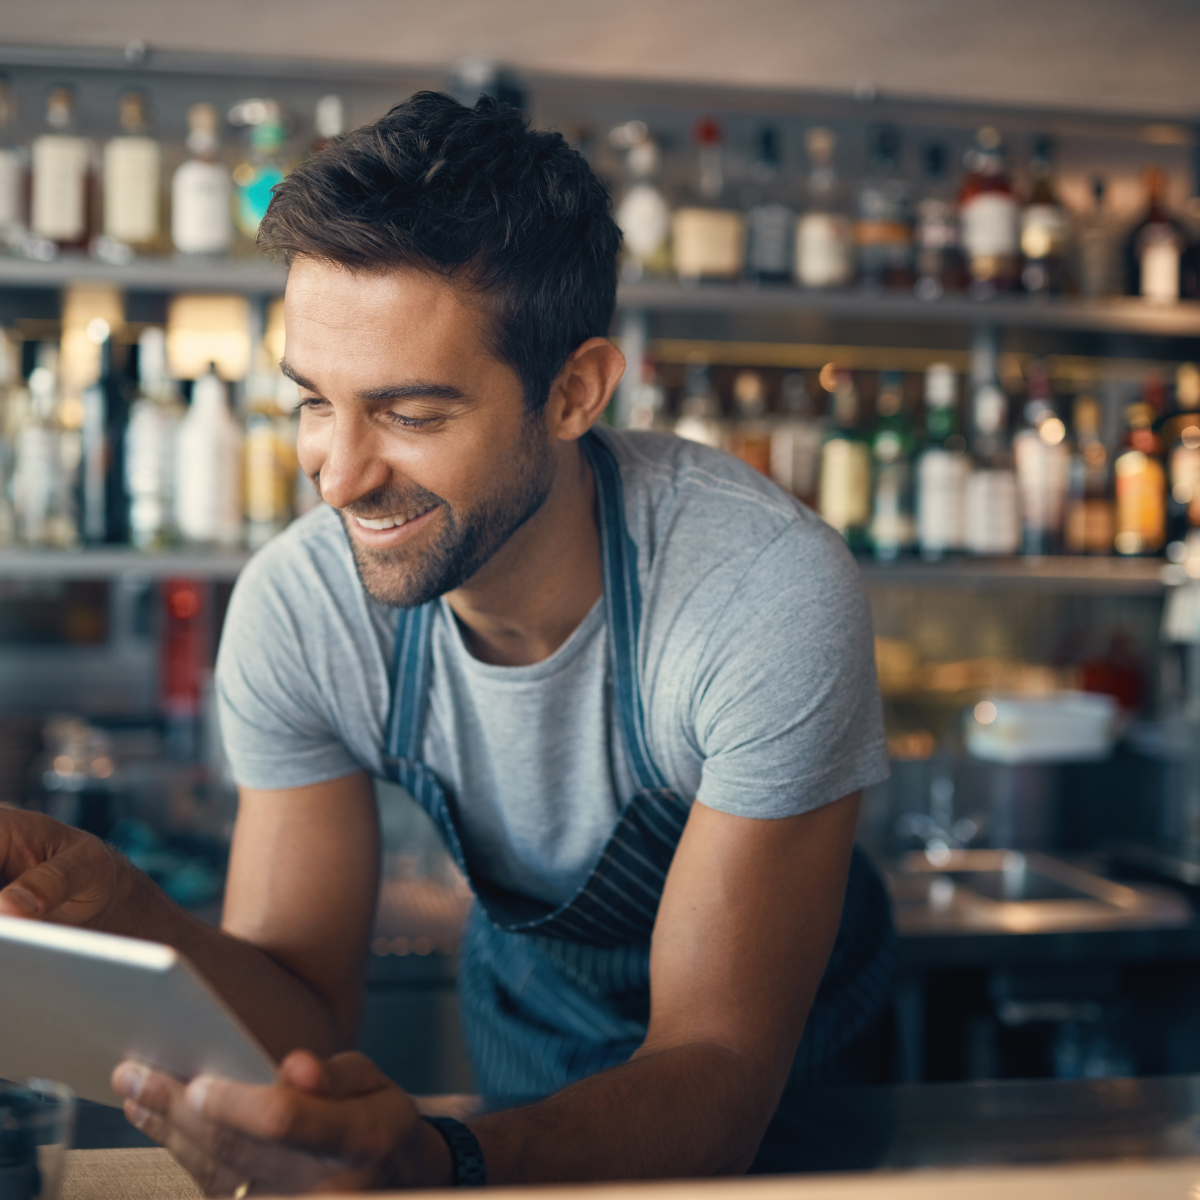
top-left (382, 431), bottom-right (895, 1097)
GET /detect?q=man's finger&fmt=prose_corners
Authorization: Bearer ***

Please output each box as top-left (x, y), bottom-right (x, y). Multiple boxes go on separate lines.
top-left (0, 841), bottom-right (111, 920)
top-left (283, 1050), bottom-right (391, 1099)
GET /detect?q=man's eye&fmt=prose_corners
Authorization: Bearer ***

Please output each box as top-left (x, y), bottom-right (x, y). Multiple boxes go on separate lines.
top-left (297, 396), bottom-right (328, 410)
top-left (386, 412), bottom-right (435, 429)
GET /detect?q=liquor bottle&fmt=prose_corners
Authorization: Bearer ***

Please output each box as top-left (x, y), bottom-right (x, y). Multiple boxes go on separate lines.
top-left (12, 345), bottom-right (77, 547)
top-left (818, 369), bottom-right (871, 550)
top-left (1064, 394), bottom-right (1114, 555)
top-left (611, 121), bottom-right (671, 281)
top-left (79, 326), bottom-right (133, 544)
top-left (232, 99), bottom-right (288, 242)
top-left (311, 94), bottom-right (345, 155)
top-left (1075, 177), bottom-right (1120, 298)
top-left (913, 143), bottom-right (963, 301)
top-left (727, 370), bottom-right (772, 475)
top-left (672, 119), bottom-right (745, 282)
top-left (1019, 136), bottom-right (1069, 297)
top-left (30, 86), bottom-right (92, 250)
top-left (175, 365), bottom-right (243, 545)
top-left (126, 327), bottom-right (185, 550)
top-left (625, 355), bottom-right (669, 430)
top-left (102, 91), bottom-right (162, 252)
top-left (916, 363), bottom-right (968, 559)
top-left (770, 371), bottom-right (824, 507)
top-left (1165, 362), bottom-right (1200, 557)
top-left (959, 127), bottom-right (1020, 299)
top-left (869, 370), bottom-right (916, 560)
top-left (1113, 379), bottom-right (1167, 556)
top-left (0, 333), bottom-right (21, 547)
top-left (964, 381), bottom-right (1020, 556)
top-left (1012, 361), bottom-right (1070, 554)
top-left (0, 80), bottom-right (24, 238)
top-left (172, 103), bottom-right (234, 256)
top-left (743, 126), bottom-right (794, 283)
top-left (854, 125), bottom-right (913, 292)
top-left (794, 127), bottom-right (853, 288)
top-left (242, 348), bottom-right (298, 550)
top-left (1124, 167), bottom-right (1187, 303)
top-left (674, 361), bottom-right (724, 448)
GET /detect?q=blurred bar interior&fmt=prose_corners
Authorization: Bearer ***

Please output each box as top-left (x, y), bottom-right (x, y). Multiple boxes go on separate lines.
top-left (3, 1), bottom-right (1200, 1101)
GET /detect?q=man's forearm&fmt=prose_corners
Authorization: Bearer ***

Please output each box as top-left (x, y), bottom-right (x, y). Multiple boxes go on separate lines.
top-left (100, 854), bottom-right (348, 1061)
top-left (467, 1041), bottom-right (779, 1185)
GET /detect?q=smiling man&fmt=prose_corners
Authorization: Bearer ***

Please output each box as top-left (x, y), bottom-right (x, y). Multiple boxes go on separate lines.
top-left (0, 93), bottom-right (893, 1192)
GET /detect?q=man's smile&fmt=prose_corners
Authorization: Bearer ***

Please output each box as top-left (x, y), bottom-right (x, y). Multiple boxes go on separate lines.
top-left (343, 502), bottom-right (440, 549)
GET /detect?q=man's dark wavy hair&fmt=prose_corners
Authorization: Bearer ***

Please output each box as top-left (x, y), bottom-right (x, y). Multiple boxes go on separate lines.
top-left (258, 91), bottom-right (621, 413)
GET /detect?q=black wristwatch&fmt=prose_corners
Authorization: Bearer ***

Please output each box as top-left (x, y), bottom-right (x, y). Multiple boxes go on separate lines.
top-left (423, 1115), bottom-right (488, 1187)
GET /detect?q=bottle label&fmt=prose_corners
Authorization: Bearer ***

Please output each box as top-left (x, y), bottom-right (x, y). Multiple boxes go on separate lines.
top-left (172, 160), bottom-right (234, 254)
top-left (961, 192), bottom-right (1018, 258)
top-left (745, 203), bottom-right (793, 277)
top-left (617, 182), bottom-right (670, 262)
top-left (31, 135), bottom-right (89, 242)
top-left (964, 468), bottom-right (1019, 555)
top-left (769, 420), bottom-right (822, 500)
top-left (819, 439), bottom-right (871, 532)
top-left (871, 460), bottom-right (914, 552)
top-left (0, 149), bottom-right (23, 228)
top-left (1114, 451), bottom-right (1166, 553)
top-left (917, 449), bottom-right (967, 552)
top-left (1019, 203), bottom-right (1068, 260)
top-left (671, 208), bottom-right (746, 279)
top-left (1014, 429), bottom-right (1070, 537)
top-left (103, 136), bottom-right (161, 244)
top-left (795, 213), bottom-right (853, 287)
top-left (1140, 232), bottom-right (1181, 303)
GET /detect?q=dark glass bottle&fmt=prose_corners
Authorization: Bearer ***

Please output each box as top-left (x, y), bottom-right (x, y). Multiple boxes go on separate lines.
top-left (854, 124), bottom-right (913, 292)
top-left (1020, 136), bottom-right (1070, 296)
top-left (1124, 168), bottom-right (1188, 302)
top-left (743, 126), bottom-right (794, 283)
top-left (913, 143), bottom-right (963, 300)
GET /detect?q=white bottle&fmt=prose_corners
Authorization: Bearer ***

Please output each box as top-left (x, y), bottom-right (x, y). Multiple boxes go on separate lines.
top-left (964, 383), bottom-right (1020, 556)
top-left (30, 87), bottom-right (90, 247)
top-left (172, 104), bottom-right (233, 255)
top-left (795, 128), bottom-right (853, 289)
top-left (103, 92), bottom-right (161, 248)
top-left (175, 365), bottom-right (243, 545)
top-left (614, 128), bottom-right (671, 281)
top-left (0, 81), bottom-right (24, 234)
top-left (916, 363), bottom-right (968, 558)
top-left (13, 347), bottom-right (77, 547)
top-left (126, 328), bottom-right (185, 549)
top-left (770, 371), bottom-right (824, 504)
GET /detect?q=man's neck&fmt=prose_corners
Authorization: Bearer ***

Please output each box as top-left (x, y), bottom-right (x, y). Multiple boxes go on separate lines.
top-left (444, 440), bottom-right (601, 667)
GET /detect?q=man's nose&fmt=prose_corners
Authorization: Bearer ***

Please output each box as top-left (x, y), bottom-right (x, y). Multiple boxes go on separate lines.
top-left (306, 415), bottom-right (392, 510)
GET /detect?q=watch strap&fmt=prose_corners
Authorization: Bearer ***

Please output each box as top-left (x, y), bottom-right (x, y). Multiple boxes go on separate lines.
top-left (423, 1115), bottom-right (487, 1187)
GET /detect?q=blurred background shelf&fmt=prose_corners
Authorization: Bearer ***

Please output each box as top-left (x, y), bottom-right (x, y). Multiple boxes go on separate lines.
top-left (0, 254), bottom-right (288, 294)
top-left (0, 547), bottom-right (252, 580)
top-left (858, 556), bottom-right (1171, 593)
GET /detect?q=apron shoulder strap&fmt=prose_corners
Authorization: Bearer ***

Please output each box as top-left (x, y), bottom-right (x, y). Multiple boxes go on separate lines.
top-left (384, 599), bottom-right (436, 763)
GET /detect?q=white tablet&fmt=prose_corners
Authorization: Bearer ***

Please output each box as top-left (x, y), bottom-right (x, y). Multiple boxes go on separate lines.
top-left (0, 914), bottom-right (277, 1104)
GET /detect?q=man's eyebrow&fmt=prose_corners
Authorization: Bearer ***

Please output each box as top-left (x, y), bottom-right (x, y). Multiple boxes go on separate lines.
top-left (278, 360), bottom-right (468, 404)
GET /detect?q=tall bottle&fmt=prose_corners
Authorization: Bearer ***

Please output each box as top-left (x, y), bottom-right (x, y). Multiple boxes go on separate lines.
top-left (126, 328), bottom-right (185, 550)
top-left (964, 369), bottom-right (1019, 556)
top-left (1075, 177), bottom-right (1120, 298)
top-left (232, 99), bottom-right (288, 243)
top-left (1165, 363), bottom-right (1200, 557)
top-left (79, 327), bottom-right (133, 545)
top-left (770, 371), bottom-right (824, 507)
top-left (854, 125), bottom-right (913, 292)
top-left (959, 127), bottom-right (1020, 299)
top-left (1113, 379), bottom-right (1167, 556)
top-left (102, 91), bottom-right (162, 253)
top-left (175, 365), bottom-right (243, 545)
top-left (672, 118), bottom-right (745, 282)
top-left (611, 121), bottom-right (671, 281)
top-left (12, 346), bottom-right (77, 547)
top-left (726, 370), bottom-right (772, 475)
top-left (818, 369), bottom-right (871, 551)
top-left (916, 363), bottom-right (968, 559)
top-left (0, 333), bottom-right (22, 547)
top-left (743, 126), bottom-right (794, 283)
top-left (869, 370), bottom-right (916, 560)
top-left (1064, 394), bottom-right (1114, 555)
top-left (1012, 361), bottom-right (1070, 555)
top-left (0, 80), bottom-right (24, 239)
top-left (1019, 136), bottom-right (1070, 297)
top-left (1124, 167), bottom-right (1187, 303)
top-left (913, 143), bottom-right (963, 301)
top-left (172, 103), bottom-right (234, 256)
top-left (673, 360), bottom-right (724, 449)
top-left (794, 127), bottom-right (853, 289)
top-left (30, 86), bottom-right (92, 250)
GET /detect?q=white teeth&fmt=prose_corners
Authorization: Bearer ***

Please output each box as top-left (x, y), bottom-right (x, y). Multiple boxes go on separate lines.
top-left (353, 506), bottom-right (432, 531)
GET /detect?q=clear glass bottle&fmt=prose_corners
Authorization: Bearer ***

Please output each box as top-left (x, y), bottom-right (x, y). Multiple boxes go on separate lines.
top-left (175, 364), bottom-right (244, 545)
top-left (1064, 393), bottom-right (1114, 555)
top-left (1113, 379), bottom-right (1167, 557)
top-left (854, 125), bottom-right (913, 292)
top-left (869, 370), bottom-right (916, 560)
top-left (1012, 361), bottom-right (1070, 555)
top-left (311, 94), bottom-right (345, 155)
top-left (611, 121), bottom-right (671, 281)
top-left (672, 118), bottom-right (745, 282)
top-left (959, 126), bottom-right (1020, 299)
top-left (743, 126), bottom-right (794, 283)
top-left (1075, 177), bottom-right (1120, 298)
top-left (102, 91), bottom-right (162, 252)
top-left (726, 370), bottom-right (772, 475)
top-left (172, 103), bottom-right (234, 256)
top-left (818, 369), bottom-right (871, 550)
top-left (0, 80), bottom-right (25, 240)
top-left (231, 99), bottom-right (288, 243)
top-left (1020, 136), bottom-right (1070, 297)
top-left (794, 127), bottom-right (853, 289)
top-left (1124, 167), bottom-right (1187, 303)
top-left (126, 327), bottom-right (185, 550)
top-left (12, 345), bottom-right (77, 547)
top-left (30, 86), bottom-right (93, 250)
top-left (964, 379), bottom-right (1020, 557)
top-left (913, 143), bottom-right (963, 301)
top-left (916, 362), bottom-right (969, 559)
top-left (770, 371), bottom-right (824, 507)
top-left (673, 360), bottom-right (724, 448)
top-left (626, 355), bottom-right (669, 431)
top-left (1165, 363), bottom-right (1200, 557)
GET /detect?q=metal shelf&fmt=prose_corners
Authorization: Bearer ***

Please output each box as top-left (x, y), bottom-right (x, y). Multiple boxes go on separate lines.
top-left (0, 254), bottom-right (288, 293)
top-left (0, 547), bottom-right (252, 580)
top-left (617, 280), bottom-right (1200, 338)
top-left (859, 555), bottom-right (1170, 594)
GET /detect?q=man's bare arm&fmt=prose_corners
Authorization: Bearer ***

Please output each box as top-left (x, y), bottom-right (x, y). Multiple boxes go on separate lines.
top-left (0, 772), bottom-right (381, 1061)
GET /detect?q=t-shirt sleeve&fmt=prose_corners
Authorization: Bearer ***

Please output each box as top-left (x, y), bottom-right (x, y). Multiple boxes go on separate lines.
top-left (689, 522), bottom-right (889, 819)
top-left (215, 547), bottom-right (366, 791)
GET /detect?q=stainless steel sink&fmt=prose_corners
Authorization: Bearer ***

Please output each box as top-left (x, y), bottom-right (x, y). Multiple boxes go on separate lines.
top-left (886, 849), bottom-right (1193, 936)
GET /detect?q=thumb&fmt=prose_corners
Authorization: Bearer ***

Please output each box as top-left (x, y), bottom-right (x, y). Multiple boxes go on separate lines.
top-left (0, 841), bottom-right (114, 922)
top-left (281, 1051), bottom-right (392, 1100)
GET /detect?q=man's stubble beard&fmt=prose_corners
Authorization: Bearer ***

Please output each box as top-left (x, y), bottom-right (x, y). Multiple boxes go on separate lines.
top-left (331, 419), bottom-right (557, 609)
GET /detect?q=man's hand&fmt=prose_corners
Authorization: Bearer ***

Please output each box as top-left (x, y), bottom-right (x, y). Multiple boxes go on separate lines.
top-left (111, 1051), bottom-right (451, 1195)
top-left (0, 807), bottom-right (126, 926)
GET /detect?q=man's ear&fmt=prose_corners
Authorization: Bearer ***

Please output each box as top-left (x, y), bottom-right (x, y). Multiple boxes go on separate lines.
top-left (546, 338), bottom-right (627, 441)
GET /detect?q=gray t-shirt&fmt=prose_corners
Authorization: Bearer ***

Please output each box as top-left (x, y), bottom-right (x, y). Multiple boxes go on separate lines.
top-left (216, 429), bottom-right (888, 907)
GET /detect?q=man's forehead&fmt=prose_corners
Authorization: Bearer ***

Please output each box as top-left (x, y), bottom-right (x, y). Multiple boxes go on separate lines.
top-left (285, 259), bottom-right (472, 328)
